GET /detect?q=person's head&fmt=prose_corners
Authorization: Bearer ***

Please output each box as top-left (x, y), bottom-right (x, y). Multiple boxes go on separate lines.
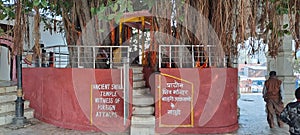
top-left (269, 71), bottom-right (276, 77)
top-left (295, 87), bottom-right (300, 99)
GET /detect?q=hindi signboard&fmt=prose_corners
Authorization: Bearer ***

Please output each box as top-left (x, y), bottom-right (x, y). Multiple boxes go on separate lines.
top-left (158, 73), bottom-right (194, 127)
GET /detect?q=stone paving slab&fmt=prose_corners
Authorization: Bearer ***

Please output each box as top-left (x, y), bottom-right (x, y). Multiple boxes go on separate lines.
top-left (0, 119), bottom-right (128, 135)
top-left (0, 94), bottom-right (291, 135)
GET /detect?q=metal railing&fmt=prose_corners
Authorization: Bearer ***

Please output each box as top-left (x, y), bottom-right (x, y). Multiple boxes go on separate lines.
top-left (158, 45), bottom-right (225, 68)
top-left (22, 44), bottom-right (225, 69)
top-left (22, 45), bottom-right (130, 69)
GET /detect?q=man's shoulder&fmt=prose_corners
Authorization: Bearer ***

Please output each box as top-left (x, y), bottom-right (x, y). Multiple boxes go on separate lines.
top-left (266, 78), bottom-right (282, 83)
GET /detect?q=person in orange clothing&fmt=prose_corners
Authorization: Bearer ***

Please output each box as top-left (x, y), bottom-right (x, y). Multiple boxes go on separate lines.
top-left (262, 71), bottom-right (284, 128)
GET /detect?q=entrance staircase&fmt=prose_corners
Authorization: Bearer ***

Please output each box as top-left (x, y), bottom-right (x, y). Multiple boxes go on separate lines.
top-left (0, 85), bottom-right (34, 125)
top-left (131, 66), bottom-right (155, 135)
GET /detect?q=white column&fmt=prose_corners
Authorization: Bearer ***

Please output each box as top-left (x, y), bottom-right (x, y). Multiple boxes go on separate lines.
top-left (270, 16), bottom-right (295, 104)
top-left (278, 36), bottom-right (296, 104)
top-left (266, 15), bottom-right (296, 104)
top-left (0, 46), bottom-right (10, 80)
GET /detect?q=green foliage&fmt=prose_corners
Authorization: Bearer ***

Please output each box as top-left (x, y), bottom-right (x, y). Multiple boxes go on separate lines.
top-left (0, 0), bottom-right (155, 33)
top-left (91, 0), bottom-right (154, 23)
top-left (270, 0), bottom-right (300, 15)
top-left (174, 0), bottom-right (186, 23)
top-left (0, 27), bottom-right (5, 35)
top-left (0, 1), bottom-right (15, 20)
top-left (33, 0), bottom-right (49, 8)
top-left (261, 0), bottom-right (300, 39)
top-left (283, 23), bottom-right (289, 29)
top-left (33, 0), bottom-right (39, 7)
top-left (278, 23), bottom-right (291, 36)
top-left (91, 0), bottom-right (132, 23)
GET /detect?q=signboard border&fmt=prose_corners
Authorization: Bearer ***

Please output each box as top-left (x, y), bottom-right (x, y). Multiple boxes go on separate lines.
top-left (89, 83), bottom-right (127, 125)
top-left (158, 73), bottom-right (194, 127)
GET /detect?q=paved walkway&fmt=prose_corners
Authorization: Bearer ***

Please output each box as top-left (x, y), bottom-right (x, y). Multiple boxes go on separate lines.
top-left (234, 93), bottom-right (289, 135)
top-left (0, 94), bottom-right (290, 135)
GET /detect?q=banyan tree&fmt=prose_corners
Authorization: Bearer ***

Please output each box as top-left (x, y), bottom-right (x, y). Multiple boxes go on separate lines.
top-left (9, 0), bottom-right (300, 68)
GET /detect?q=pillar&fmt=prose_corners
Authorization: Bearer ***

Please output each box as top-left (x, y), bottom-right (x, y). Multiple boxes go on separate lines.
top-left (267, 15), bottom-right (296, 104)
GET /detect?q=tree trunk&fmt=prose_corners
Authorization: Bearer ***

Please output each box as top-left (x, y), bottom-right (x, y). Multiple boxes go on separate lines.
top-left (62, 0), bottom-right (110, 68)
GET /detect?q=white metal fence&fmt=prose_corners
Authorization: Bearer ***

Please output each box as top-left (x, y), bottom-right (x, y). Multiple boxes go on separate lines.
top-left (158, 45), bottom-right (225, 68)
top-left (22, 45), bottom-right (225, 69)
top-left (22, 45), bottom-right (130, 68)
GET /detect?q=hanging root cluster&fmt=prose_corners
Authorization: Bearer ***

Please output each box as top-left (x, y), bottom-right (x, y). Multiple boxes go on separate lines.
top-left (162, 0), bottom-right (300, 60)
top-left (26, 0), bottom-right (300, 66)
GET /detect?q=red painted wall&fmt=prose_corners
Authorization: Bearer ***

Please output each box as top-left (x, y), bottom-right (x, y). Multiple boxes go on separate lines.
top-left (22, 68), bottom-right (133, 132)
top-left (155, 68), bottom-right (238, 134)
top-left (22, 67), bottom-right (238, 134)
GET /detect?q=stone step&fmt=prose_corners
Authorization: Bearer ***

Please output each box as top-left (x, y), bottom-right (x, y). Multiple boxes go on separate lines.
top-left (131, 115), bottom-right (155, 125)
top-left (0, 108), bottom-right (34, 126)
top-left (133, 80), bottom-right (145, 88)
top-left (133, 94), bottom-right (154, 106)
top-left (133, 87), bottom-right (150, 96)
top-left (0, 92), bottom-right (17, 103)
top-left (130, 124), bottom-right (155, 135)
top-left (0, 101), bottom-right (30, 114)
top-left (133, 73), bottom-right (144, 81)
top-left (0, 86), bottom-right (17, 94)
top-left (132, 67), bottom-right (143, 74)
top-left (133, 106), bottom-right (154, 115)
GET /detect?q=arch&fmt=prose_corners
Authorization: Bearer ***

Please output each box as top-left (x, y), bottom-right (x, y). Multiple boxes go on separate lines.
top-left (0, 35), bottom-right (16, 81)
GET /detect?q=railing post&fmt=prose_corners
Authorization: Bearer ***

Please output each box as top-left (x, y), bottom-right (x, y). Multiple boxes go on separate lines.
top-left (59, 46), bottom-right (61, 68)
top-left (180, 46), bottom-right (183, 68)
top-left (122, 57), bottom-right (129, 125)
top-left (192, 45), bottom-right (195, 68)
top-left (159, 46), bottom-right (161, 68)
top-left (93, 47), bottom-right (95, 69)
top-left (77, 46), bottom-right (80, 68)
top-left (110, 47), bottom-right (113, 68)
top-left (208, 45), bottom-right (211, 67)
top-left (169, 46), bottom-right (172, 68)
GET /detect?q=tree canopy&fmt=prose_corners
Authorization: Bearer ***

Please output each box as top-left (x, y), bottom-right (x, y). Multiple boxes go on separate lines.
top-left (1, 0), bottom-right (300, 65)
